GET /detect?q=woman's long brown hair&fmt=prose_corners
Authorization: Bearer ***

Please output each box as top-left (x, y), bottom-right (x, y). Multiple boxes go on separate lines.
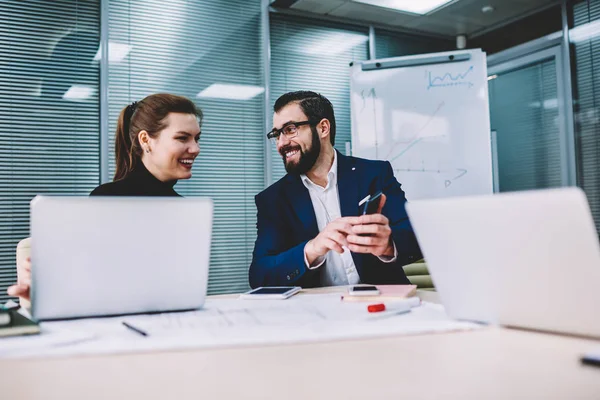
top-left (113, 93), bottom-right (202, 181)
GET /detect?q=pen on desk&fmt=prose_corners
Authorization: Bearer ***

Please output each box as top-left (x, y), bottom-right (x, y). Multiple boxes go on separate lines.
top-left (122, 321), bottom-right (149, 337)
top-left (581, 354), bottom-right (600, 368)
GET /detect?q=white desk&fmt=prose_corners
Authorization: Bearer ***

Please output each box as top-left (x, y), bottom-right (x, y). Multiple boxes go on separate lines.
top-left (2, 290), bottom-right (600, 399)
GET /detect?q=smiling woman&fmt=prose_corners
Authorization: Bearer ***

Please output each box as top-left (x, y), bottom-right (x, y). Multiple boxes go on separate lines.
top-left (90, 93), bottom-right (203, 197)
top-left (7, 94), bottom-right (204, 303)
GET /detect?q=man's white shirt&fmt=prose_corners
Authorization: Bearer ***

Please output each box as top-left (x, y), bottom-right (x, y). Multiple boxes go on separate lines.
top-left (301, 151), bottom-right (397, 286)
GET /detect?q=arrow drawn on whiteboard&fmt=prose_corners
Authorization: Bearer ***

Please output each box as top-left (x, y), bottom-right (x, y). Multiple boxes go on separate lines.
top-left (395, 167), bottom-right (467, 188)
top-left (453, 168), bottom-right (467, 180)
top-left (445, 169), bottom-right (468, 188)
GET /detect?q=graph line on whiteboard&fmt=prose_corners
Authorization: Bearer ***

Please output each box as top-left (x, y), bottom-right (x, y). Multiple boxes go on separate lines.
top-left (384, 101), bottom-right (445, 161)
top-left (395, 168), bottom-right (443, 174)
top-left (389, 138), bottom-right (423, 162)
top-left (395, 167), bottom-right (468, 188)
top-left (360, 88), bottom-right (379, 158)
top-left (427, 66), bottom-right (474, 90)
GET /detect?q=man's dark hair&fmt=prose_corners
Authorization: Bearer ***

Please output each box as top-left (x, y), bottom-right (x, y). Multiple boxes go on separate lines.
top-left (274, 91), bottom-right (336, 145)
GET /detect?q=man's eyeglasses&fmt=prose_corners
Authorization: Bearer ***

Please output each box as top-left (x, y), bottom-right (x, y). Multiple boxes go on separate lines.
top-left (267, 120), bottom-right (317, 144)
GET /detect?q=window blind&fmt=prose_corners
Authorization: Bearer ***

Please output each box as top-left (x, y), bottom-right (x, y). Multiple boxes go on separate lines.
top-left (488, 59), bottom-right (563, 192)
top-left (572, 0), bottom-right (600, 233)
top-left (0, 0), bottom-right (100, 302)
top-left (269, 14), bottom-right (369, 181)
top-left (107, 0), bottom-right (264, 294)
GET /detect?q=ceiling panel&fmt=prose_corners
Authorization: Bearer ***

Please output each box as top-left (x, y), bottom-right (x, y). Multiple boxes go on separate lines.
top-left (275, 0), bottom-right (561, 37)
top-left (402, 15), bottom-right (483, 36)
top-left (438, 0), bottom-right (518, 25)
top-left (327, 1), bottom-right (410, 25)
top-left (290, 0), bottom-right (346, 14)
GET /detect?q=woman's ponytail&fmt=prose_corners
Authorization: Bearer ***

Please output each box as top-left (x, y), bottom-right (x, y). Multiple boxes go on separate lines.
top-left (113, 102), bottom-right (139, 181)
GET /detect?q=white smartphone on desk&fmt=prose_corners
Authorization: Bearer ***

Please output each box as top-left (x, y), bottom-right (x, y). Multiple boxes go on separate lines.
top-left (347, 285), bottom-right (380, 296)
top-left (239, 286), bottom-right (301, 300)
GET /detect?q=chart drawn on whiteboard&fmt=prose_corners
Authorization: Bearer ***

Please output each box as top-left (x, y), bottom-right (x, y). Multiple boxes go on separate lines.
top-left (384, 101), bottom-right (445, 160)
top-left (350, 49), bottom-right (493, 200)
top-left (427, 65), bottom-right (474, 90)
top-left (372, 99), bottom-right (469, 188)
top-left (352, 91), bottom-right (468, 190)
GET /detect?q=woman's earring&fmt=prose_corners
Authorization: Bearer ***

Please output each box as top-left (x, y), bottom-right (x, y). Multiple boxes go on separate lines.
top-left (145, 147), bottom-right (150, 153)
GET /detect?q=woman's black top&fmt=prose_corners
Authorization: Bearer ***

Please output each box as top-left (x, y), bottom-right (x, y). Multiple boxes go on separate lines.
top-left (90, 162), bottom-right (181, 197)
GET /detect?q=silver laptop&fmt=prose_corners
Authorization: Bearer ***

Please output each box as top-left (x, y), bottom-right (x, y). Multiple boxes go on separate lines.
top-left (30, 196), bottom-right (213, 321)
top-left (406, 187), bottom-right (600, 338)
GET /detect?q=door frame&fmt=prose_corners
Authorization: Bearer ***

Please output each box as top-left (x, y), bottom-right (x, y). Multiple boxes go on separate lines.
top-left (487, 38), bottom-right (577, 188)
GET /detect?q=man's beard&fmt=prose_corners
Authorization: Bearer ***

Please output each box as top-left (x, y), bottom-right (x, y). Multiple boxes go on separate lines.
top-left (280, 126), bottom-right (321, 175)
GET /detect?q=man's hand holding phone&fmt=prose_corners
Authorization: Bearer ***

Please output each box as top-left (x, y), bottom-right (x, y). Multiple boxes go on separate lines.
top-left (304, 191), bottom-right (395, 265)
top-left (346, 192), bottom-right (395, 258)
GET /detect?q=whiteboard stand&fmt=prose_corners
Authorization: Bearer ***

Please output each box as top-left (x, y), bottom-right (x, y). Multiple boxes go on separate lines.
top-left (491, 130), bottom-right (499, 193)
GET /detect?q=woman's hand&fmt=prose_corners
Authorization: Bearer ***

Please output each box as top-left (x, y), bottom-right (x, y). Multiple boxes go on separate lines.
top-left (7, 256), bottom-right (31, 302)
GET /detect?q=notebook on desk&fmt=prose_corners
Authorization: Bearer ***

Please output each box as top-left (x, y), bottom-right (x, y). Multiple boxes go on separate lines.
top-left (341, 285), bottom-right (417, 302)
top-left (0, 307), bottom-right (40, 338)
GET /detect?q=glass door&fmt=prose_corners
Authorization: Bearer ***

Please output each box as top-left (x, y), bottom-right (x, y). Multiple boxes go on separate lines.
top-left (488, 46), bottom-right (575, 192)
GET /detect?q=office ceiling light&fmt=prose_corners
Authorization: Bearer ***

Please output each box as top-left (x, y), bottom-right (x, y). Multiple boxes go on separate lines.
top-left (569, 19), bottom-right (600, 43)
top-left (351, 0), bottom-right (454, 15)
top-left (298, 31), bottom-right (368, 55)
top-left (197, 84), bottom-right (265, 100)
top-left (93, 42), bottom-right (133, 63)
top-left (63, 85), bottom-right (96, 101)
top-left (481, 5), bottom-right (495, 13)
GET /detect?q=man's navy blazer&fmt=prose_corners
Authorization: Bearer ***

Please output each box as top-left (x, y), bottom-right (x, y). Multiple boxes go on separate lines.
top-left (249, 151), bottom-right (422, 288)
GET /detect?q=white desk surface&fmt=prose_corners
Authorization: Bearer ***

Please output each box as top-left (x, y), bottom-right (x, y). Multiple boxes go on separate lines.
top-left (2, 289), bottom-right (600, 399)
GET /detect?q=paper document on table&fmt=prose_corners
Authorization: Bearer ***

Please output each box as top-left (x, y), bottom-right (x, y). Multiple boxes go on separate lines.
top-left (1, 293), bottom-right (483, 359)
top-left (0, 325), bottom-right (96, 358)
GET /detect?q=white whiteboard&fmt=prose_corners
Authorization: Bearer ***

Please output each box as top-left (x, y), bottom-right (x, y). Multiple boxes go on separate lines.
top-left (350, 49), bottom-right (493, 200)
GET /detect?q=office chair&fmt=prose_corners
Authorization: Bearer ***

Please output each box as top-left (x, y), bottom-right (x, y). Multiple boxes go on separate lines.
top-left (403, 259), bottom-right (435, 290)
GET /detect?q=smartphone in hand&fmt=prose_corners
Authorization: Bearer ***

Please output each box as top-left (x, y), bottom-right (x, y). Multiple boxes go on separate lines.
top-left (360, 191), bottom-right (383, 215)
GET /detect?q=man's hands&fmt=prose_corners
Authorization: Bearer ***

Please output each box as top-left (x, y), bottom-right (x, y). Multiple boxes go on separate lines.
top-left (305, 219), bottom-right (354, 265)
top-left (304, 194), bottom-right (394, 264)
top-left (346, 193), bottom-right (394, 257)
top-left (346, 212), bottom-right (394, 257)
top-left (7, 256), bottom-right (31, 302)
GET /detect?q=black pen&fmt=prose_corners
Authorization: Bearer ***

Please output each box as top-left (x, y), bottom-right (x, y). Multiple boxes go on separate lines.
top-left (581, 354), bottom-right (600, 368)
top-left (122, 321), bottom-right (149, 337)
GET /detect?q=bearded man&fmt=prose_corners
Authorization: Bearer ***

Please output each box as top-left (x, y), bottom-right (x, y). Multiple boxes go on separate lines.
top-left (249, 91), bottom-right (422, 288)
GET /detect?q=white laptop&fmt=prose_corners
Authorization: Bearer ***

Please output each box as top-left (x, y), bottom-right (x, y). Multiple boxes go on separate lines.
top-left (406, 187), bottom-right (600, 338)
top-left (30, 196), bottom-right (213, 321)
